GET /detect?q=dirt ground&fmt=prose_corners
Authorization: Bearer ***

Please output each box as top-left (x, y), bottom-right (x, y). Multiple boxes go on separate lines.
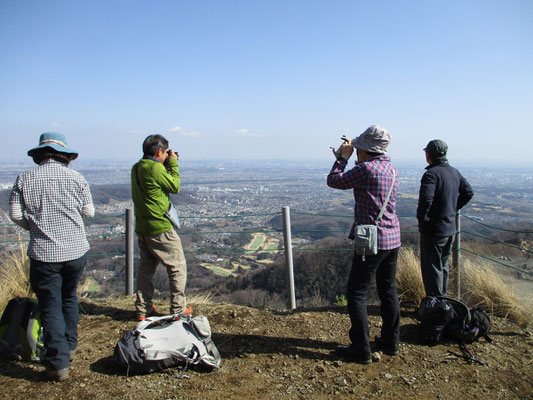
top-left (0, 297), bottom-right (532, 400)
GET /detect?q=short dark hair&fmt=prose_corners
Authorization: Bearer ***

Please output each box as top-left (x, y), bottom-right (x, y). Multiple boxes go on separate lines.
top-left (143, 134), bottom-right (168, 156)
top-left (426, 150), bottom-right (446, 161)
top-left (31, 149), bottom-right (76, 165)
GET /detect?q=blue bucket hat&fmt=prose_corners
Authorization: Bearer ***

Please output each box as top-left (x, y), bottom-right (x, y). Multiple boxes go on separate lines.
top-left (27, 132), bottom-right (78, 159)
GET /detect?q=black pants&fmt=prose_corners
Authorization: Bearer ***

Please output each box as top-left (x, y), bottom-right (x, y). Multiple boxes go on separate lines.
top-left (420, 232), bottom-right (454, 297)
top-left (346, 248), bottom-right (400, 357)
top-left (30, 254), bottom-right (87, 371)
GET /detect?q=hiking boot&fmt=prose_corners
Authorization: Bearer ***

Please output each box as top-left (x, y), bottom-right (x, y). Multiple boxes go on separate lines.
top-left (137, 305), bottom-right (158, 321)
top-left (183, 306), bottom-right (193, 317)
top-left (172, 306), bottom-right (193, 320)
top-left (375, 335), bottom-right (399, 356)
top-left (332, 345), bottom-right (372, 365)
top-left (45, 367), bottom-right (69, 382)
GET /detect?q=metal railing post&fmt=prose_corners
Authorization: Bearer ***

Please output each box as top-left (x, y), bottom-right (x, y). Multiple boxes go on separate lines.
top-left (125, 208), bottom-right (135, 295)
top-left (453, 211), bottom-right (461, 299)
top-left (282, 206), bottom-right (296, 309)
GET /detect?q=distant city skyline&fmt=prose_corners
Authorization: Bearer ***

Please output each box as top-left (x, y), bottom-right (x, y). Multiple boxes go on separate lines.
top-left (1, 1), bottom-right (532, 166)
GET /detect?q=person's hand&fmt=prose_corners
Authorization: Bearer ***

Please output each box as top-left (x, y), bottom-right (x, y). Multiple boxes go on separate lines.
top-left (341, 141), bottom-right (354, 160)
top-left (418, 217), bottom-right (430, 229)
top-left (167, 149), bottom-right (179, 160)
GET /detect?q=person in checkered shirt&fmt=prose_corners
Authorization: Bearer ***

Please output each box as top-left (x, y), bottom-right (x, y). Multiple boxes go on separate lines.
top-left (9, 132), bottom-right (94, 382)
top-left (327, 125), bottom-right (401, 364)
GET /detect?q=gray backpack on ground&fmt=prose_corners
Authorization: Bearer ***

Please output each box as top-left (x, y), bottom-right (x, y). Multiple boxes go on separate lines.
top-left (113, 314), bottom-right (221, 376)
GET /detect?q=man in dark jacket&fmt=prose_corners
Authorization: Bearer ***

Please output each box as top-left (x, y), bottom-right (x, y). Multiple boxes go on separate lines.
top-left (417, 140), bottom-right (474, 297)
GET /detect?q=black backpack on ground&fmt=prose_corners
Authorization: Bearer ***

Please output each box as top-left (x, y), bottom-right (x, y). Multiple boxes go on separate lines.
top-left (416, 296), bottom-right (491, 345)
top-left (416, 297), bottom-right (454, 345)
top-left (0, 297), bottom-right (45, 361)
top-left (442, 298), bottom-right (492, 343)
top-left (468, 307), bottom-right (492, 341)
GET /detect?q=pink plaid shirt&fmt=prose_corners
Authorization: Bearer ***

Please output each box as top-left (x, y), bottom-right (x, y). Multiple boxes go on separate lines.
top-left (327, 156), bottom-right (401, 250)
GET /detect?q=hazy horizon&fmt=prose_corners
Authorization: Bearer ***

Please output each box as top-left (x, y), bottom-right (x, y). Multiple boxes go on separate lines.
top-left (1, 157), bottom-right (532, 172)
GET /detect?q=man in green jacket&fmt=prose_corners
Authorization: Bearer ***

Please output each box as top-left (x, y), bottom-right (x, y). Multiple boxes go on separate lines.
top-left (131, 134), bottom-right (190, 320)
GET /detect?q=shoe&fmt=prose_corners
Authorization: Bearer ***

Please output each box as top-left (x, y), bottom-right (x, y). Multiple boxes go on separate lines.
top-left (45, 367), bottom-right (69, 382)
top-left (137, 305), bottom-right (158, 321)
top-left (375, 335), bottom-right (399, 356)
top-left (332, 345), bottom-right (372, 364)
top-left (172, 306), bottom-right (193, 320)
top-left (183, 305), bottom-right (193, 317)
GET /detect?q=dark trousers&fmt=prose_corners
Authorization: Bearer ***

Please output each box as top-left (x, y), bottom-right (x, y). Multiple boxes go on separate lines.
top-left (420, 232), bottom-right (454, 297)
top-left (30, 254), bottom-right (87, 371)
top-left (346, 247), bottom-right (400, 357)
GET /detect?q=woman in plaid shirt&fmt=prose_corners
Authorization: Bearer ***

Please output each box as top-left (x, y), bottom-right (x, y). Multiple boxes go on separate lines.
top-left (10, 132), bottom-right (94, 381)
top-left (327, 125), bottom-right (401, 364)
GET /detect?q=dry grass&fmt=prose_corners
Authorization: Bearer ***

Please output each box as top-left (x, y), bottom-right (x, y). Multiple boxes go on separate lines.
top-left (0, 239), bottom-right (33, 312)
top-left (187, 291), bottom-right (215, 306)
top-left (394, 246), bottom-right (532, 327)
top-left (303, 287), bottom-right (328, 308)
top-left (461, 259), bottom-right (532, 328)
top-left (396, 247), bottom-right (426, 306)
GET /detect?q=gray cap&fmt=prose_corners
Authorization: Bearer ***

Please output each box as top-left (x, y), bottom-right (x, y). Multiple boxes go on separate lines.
top-left (424, 139), bottom-right (448, 159)
top-left (352, 125), bottom-right (391, 154)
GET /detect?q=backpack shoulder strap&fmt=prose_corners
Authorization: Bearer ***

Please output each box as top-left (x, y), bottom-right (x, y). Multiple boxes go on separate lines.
top-left (23, 300), bottom-right (42, 360)
top-left (135, 315), bottom-right (177, 332)
top-left (437, 296), bottom-right (471, 323)
top-left (377, 171), bottom-right (396, 222)
top-left (203, 339), bottom-right (222, 369)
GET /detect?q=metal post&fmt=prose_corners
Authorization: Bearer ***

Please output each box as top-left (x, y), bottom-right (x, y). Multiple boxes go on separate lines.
top-left (125, 208), bottom-right (135, 296)
top-left (282, 206), bottom-right (296, 309)
top-left (453, 211), bottom-right (461, 299)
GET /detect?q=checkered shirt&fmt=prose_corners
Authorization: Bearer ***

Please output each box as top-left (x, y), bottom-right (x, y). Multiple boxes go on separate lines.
top-left (9, 159), bottom-right (93, 262)
top-left (327, 156), bottom-right (401, 250)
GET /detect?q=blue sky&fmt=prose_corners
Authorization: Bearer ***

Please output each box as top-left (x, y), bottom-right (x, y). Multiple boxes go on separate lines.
top-left (1, 1), bottom-right (532, 166)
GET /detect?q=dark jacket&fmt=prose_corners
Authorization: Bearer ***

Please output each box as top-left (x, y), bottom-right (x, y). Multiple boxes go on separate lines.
top-left (417, 159), bottom-right (474, 236)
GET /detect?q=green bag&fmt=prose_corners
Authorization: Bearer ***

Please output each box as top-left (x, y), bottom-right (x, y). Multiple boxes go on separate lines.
top-left (0, 297), bottom-right (45, 361)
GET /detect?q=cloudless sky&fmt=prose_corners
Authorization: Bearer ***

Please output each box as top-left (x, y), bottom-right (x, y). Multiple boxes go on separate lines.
top-left (1, 1), bottom-right (532, 166)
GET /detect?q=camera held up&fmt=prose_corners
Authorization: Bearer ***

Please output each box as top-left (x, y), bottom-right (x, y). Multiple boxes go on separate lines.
top-left (331, 135), bottom-right (351, 160)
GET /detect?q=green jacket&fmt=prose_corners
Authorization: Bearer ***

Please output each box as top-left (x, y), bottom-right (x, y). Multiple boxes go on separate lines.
top-left (131, 157), bottom-right (180, 235)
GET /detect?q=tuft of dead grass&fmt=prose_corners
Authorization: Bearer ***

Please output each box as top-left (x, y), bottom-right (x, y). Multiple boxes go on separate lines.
top-left (396, 247), bottom-right (425, 307)
top-left (0, 239), bottom-right (33, 312)
top-left (187, 291), bottom-right (215, 306)
top-left (305, 287), bottom-right (328, 308)
top-left (461, 259), bottom-right (533, 328)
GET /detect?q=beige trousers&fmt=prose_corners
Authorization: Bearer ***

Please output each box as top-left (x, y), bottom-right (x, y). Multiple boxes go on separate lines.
top-left (135, 229), bottom-right (187, 317)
